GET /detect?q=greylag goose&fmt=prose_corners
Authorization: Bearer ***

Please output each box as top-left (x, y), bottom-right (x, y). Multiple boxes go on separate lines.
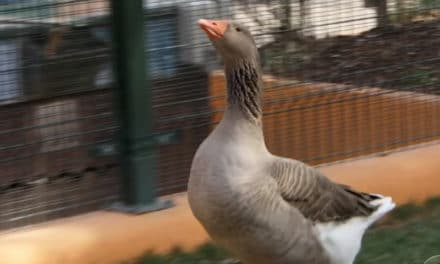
top-left (188, 19), bottom-right (395, 264)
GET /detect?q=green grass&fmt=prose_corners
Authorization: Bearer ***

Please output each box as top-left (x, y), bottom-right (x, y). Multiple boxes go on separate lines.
top-left (422, 0), bottom-right (440, 8)
top-left (134, 244), bottom-right (230, 264)
top-left (135, 198), bottom-right (440, 264)
top-left (356, 207), bottom-right (440, 264)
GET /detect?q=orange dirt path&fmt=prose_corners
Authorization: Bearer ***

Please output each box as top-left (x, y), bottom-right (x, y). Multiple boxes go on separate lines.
top-left (0, 143), bottom-right (439, 264)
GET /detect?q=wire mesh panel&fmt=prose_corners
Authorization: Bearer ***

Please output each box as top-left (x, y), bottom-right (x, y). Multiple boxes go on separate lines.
top-left (0, 0), bottom-right (120, 230)
top-left (145, 0), bottom-right (440, 195)
top-left (0, 0), bottom-right (439, 229)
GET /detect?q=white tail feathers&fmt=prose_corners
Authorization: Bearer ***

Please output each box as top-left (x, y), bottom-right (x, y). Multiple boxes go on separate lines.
top-left (367, 195), bottom-right (396, 225)
top-left (316, 195), bottom-right (395, 264)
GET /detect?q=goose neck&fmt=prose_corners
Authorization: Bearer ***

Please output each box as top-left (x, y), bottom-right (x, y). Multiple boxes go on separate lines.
top-left (225, 58), bottom-right (263, 123)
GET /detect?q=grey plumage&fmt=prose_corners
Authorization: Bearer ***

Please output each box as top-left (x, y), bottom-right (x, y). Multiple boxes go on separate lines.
top-left (226, 60), bottom-right (263, 119)
top-left (189, 19), bottom-right (394, 264)
top-left (270, 158), bottom-right (379, 223)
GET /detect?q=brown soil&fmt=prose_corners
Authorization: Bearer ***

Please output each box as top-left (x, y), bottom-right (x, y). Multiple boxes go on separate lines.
top-left (262, 16), bottom-right (440, 94)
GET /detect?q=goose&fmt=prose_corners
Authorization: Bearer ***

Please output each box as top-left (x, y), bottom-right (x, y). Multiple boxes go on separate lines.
top-left (188, 18), bottom-right (395, 264)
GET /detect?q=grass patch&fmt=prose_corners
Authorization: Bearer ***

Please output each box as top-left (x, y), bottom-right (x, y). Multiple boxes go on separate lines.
top-left (422, 0), bottom-right (440, 8)
top-left (134, 244), bottom-right (230, 264)
top-left (135, 198), bottom-right (440, 264)
top-left (356, 209), bottom-right (440, 264)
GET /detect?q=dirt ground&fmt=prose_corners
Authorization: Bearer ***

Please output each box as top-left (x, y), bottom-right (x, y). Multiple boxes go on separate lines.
top-left (261, 14), bottom-right (440, 94)
top-left (135, 198), bottom-right (440, 264)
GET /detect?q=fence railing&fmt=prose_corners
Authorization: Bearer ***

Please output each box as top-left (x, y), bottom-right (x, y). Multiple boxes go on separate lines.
top-left (0, 0), bottom-right (438, 230)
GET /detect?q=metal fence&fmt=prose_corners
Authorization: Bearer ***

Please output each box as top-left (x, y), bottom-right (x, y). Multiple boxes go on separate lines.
top-left (0, 0), bottom-right (439, 229)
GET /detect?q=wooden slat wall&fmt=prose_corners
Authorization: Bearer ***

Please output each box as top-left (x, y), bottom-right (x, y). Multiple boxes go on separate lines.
top-left (209, 71), bottom-right (440, 164)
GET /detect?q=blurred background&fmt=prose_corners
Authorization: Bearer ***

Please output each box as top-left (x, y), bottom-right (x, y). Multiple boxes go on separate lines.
top-left (0, 0), bottom-right (438, 263)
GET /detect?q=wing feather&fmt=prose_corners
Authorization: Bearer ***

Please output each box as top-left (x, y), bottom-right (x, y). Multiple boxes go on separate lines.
top-left (270, 158), bottom-right (379, 223)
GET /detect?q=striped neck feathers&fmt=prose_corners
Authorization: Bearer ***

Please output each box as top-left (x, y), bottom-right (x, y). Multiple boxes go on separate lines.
top-left (225, 60), bottom-right (263, 121)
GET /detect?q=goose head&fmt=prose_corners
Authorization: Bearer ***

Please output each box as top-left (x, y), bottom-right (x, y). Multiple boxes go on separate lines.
top-left (198, 19), bottom-right (259, 65)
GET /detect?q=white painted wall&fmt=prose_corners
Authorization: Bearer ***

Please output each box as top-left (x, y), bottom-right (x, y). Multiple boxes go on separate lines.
top-left (304, 0), bottom-right (377, 38)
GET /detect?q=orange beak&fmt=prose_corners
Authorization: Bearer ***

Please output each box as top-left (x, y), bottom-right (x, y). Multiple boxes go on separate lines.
top-left (198, 19), bottom-right (228, 40)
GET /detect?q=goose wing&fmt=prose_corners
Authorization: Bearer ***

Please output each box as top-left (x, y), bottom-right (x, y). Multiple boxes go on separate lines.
top-left (270, 157), bottom-right (380, 223)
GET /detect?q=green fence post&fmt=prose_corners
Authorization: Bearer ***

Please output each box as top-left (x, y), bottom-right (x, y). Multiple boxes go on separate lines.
top-left (109, 0), bottom-right (173, 213)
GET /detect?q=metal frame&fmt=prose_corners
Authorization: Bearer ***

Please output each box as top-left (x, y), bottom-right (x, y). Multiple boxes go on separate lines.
top-left (109, 0), bottom-right (173, 213)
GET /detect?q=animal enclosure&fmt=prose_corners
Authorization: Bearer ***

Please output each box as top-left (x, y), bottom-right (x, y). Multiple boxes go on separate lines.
top-left (0, 0), bottom-right (438, 230)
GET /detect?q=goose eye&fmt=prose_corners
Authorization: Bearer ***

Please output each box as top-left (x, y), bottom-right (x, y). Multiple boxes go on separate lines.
top-left (236, 27), bottom-right (241, 32)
